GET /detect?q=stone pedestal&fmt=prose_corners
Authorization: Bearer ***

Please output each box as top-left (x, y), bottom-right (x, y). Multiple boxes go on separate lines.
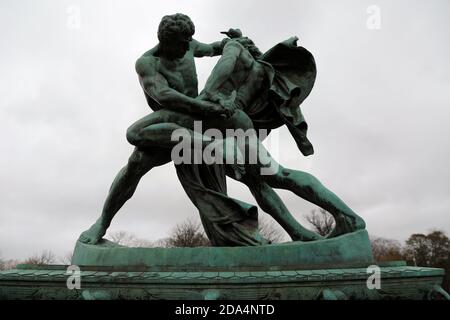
top-left (1, 230), bottom-right (448, 300)
top-left (0, 263), bottom-right (448, 300)
top-left (72, 229), bottom-right (375, 271)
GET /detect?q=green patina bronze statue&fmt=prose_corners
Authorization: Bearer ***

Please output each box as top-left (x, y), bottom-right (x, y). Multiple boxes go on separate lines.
top-left (79, 13), bottom-right (365, 247)
top-left (4, 13), bottom-right (449, 302)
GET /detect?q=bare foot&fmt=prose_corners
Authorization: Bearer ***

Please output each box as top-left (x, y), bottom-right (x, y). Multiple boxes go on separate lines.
top-left (327, 215), bottom-right (366, 238)
top-left (78, 221), bottom-right (107, 245)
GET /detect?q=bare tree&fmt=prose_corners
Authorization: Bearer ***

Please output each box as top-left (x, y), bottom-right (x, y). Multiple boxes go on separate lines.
top-left (107, 223), bottom-right (210, 248)
top-left (425, 230), bottom-right (450, 266)
top-left (165, 219), bottom-right (210, 248)
top-left (0, 259), bottom-right (19, 271)
top-left (370, 236), bottom-right (404, 262)
top-left (404, 230), bottom-right (450, 267)
top-left (0, 252), bottom-right (20, 271)
top-left (107, 231), bottom-right (139, 246)
top-left (107, 231), bottom-right (154, 247)
top-left (306, 209), bottom-right (335, 237)
top-left (58, 251), bottom-right (74, 265)
top-left (23, 250), bottom-right (55, 265)
top-left (404, 230), bottom-right (450, 292)
top-left (259, 217), bottom-right (286, 243)
top-left (130, 238), bottom-right (154, 248)
top-left (152, 237), bottom-right (171, 248)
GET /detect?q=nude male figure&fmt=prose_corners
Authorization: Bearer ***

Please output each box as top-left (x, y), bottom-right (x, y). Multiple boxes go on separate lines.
top-left (79, 14), bottom-right (322, 245)
top-left (79, 14), bottom-right (229, 244)
top-left (124, 33), bottom-right (366, 239)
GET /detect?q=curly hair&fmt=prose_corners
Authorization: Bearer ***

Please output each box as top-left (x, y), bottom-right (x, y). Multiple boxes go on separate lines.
top-left (158, 13), bottom-right (195, 43)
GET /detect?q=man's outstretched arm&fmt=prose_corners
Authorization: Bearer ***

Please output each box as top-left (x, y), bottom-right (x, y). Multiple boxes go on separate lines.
top-left (136, 57), bottom-right (228, 116)
top-left (191, 39), bottom-right (227, 57)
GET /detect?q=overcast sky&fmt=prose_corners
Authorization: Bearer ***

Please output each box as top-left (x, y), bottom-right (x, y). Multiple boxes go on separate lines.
top-left (1, 0), bottom-right (449, 260)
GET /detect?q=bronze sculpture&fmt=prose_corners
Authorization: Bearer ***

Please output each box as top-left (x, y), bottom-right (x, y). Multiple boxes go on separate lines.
top-left (79, 13), bottom-right (365, 246)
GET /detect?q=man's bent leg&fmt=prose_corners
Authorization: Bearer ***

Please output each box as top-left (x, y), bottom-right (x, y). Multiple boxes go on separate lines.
top-left (263, 166), bottom-right (366, 237)
top-left (79, 147), bottom-right (171, 244)
top-left (126, 110), bottom-right (211, 149)
top-left (226, 167), bottom-right (322, 242)
top-left (126, 110), bottom-right (245, 177)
